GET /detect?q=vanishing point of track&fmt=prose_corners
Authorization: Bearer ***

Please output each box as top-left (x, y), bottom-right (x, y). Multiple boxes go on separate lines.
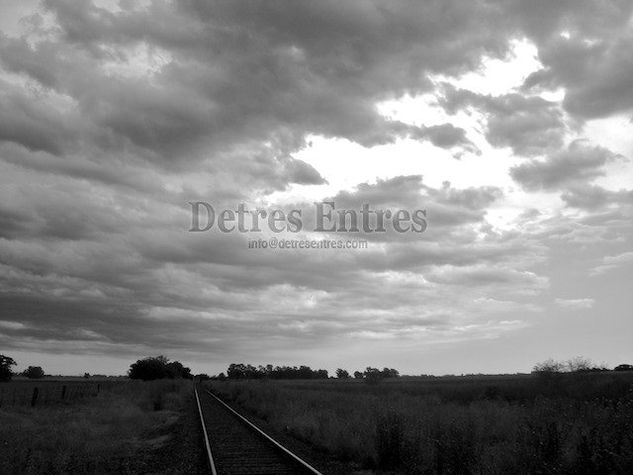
top-left (194, 384), bottom-right (324, 475)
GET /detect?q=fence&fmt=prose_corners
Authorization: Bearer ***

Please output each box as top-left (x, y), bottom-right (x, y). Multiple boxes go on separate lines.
top-left (0, 381), bottom-right (118, 408)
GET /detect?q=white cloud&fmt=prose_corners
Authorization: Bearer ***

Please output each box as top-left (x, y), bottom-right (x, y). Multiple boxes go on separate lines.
top-left (591, 251), bottom-right (633, 275)
top-left (554, 298), bottom-right (595, 309)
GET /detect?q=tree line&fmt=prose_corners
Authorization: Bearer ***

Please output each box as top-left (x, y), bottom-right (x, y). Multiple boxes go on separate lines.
top-left (4, 352), bottom-right (631, 384)
top-left (533, 356), bottom-right (633, 374)
top-left (213, 363), bottom-right (400, 381)
top-left (223, 363), bottom-right (329, 380)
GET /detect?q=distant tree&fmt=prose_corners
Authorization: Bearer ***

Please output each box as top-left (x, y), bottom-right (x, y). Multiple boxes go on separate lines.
top-left (23, 366), bottom-right (45, 379)
top-left (363, 367), bottom-right (383, 383)
top-left (381, 367), bottom-right (400, 378)
top-left (314, 369), bottom-right (329, 379)
top-left (225, 363), bottom-right (329, 380)
top-left (0, 354), bottom-right (17, 382)
top-left (128, 356), bottom-right (192, 380)
top-left (166, 360), bottom-right (193, 379)
top-left (336, 368), bottom-right (350, 379)
top-left (227, 363), bottom-right (251, 379)
top-left (353, 371), bottom-right (363, 379)
top-left (129, 356), bottom-right (169, 380)
top-left (614, 364), bottom-right (633, 372)
top-left (566, 356), bottom-right (593, 372)
top-left (196, 373), bottom-right (211, 381)
top-left (83, 372), bottom-right (90, 379)
top-left (296, 365), bottom-right (312, 378)
top-left (217, 372), bottom-right (227, 381)
top-left (532, 358), bottom-right (565, 374)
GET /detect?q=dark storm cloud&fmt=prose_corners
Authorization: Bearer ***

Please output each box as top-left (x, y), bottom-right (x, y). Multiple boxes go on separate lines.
top-left (0, 143), bottom-right (169, 191)
top-left (0, 206), bottom-right (31, 239)
top-left (412, 123), bottom-right (478, 153)
top-left (523, 33), bottom-right (633, 120)
top-left (0, 0), bottom-right (519, 169)
top-left (0, 168), bottom-right (537, 352)
top-left (425, 265), bottom-right (547, 289)
top-left (510, 141), bottom-right (618, 191)
top-left (328, 175), bottom-right (501, 232)
top-left (332, 175), bottom-right (501, 210)
top-left (2, 0), bottom-right (628, 172)
top-left (1, 0), bottom-right (632, 365)
top-left (2, 0), bottom-right (630, 170)
top-left (510, 0), bottom-right (633, 120)
top-left (439, 86), bottom-right (565, 156)
top-left (0, 294), bottom-right (244, 355)
top-left (0, 83), bottom-right (77, 155)
top-left (562, 185), bottom-right (633, 210)
top-left (283, 158), bottom-right (327, 186)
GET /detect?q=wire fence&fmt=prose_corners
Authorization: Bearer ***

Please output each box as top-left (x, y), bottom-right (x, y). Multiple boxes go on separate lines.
top-left (0, 381), bottom-right (119, 407)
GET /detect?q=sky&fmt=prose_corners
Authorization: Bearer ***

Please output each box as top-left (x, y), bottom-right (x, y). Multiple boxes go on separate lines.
top-left (0, 0), bottom-right (632, 376)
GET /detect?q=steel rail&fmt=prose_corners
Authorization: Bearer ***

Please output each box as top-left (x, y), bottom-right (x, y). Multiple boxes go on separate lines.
top-left (204, 389), bottom-right (324, 475)
top-left (194, 384), bottom-right (218, 475)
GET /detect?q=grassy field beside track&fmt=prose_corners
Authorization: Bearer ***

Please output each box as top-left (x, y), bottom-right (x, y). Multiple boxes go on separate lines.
top-left (0, 380), bottom-right (204, 475)
top-left (208, 372), bottom-right (633, 474)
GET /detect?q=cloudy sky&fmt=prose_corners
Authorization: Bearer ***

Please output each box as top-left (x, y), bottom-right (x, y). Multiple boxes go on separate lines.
top-left (1, 0), bottom-right (632, 376)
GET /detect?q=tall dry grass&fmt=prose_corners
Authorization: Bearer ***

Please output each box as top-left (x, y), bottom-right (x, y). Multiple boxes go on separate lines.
top-left (0, 380), bottom-right (191, 474)
top-left (209, 373), bottom-right (633, 473)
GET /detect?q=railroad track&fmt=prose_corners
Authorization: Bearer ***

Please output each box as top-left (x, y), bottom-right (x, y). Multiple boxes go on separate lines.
top-left (194, 384), bottom-right (324, 475)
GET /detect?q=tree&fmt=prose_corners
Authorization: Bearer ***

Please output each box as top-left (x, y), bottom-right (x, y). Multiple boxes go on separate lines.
top-left (166, 360), bottom-right (192, 379)
top-left (381, 367), bottom-right (400, 378)
top-left (566, 356), bottom-right (593, 372)
top-left (128, 356), bottom-right (192, 380)
top-left (0, 354), bottom-right (16, 382)
top-left (23, 366), bottom-right (45, 379)
top-left (353, 371), bottom-right (363, 379)
top-left (225, 363), bottom-right (329, 380)
top-left (532, 358), bottom-right (565, 374)
top-left (363, 366), bottom-right (382, 383)
top-left (314, 369), bottom-right (329, 379)
top-left (336, 368), bottom-right (350, 379)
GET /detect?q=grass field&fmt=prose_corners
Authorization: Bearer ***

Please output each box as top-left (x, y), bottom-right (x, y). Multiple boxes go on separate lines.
top-left (0, 379), bottom-right (204, 474)
top-left (208, 372), bottom-right (633, 474)
top-left (4, 373), bottom-right (633, 474)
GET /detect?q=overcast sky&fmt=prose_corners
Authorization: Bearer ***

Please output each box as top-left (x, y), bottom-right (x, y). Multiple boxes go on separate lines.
top-left (1, 1), bottom-right (632, 376)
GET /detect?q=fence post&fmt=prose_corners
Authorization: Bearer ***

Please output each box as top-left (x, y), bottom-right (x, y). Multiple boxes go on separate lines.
top-left (61, 385), bottom-right (67, 400)
top-left (31, 387), bottom-right (39, 407)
